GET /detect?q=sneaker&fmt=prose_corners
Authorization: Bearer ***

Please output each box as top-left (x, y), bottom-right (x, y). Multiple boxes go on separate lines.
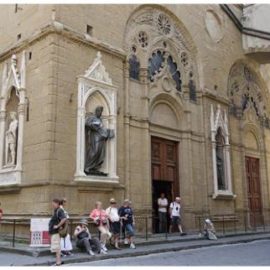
top-left (60, 252), bottom-right (66, 257)
top-left (102, 245), bottom-right (108, 252)
top-left (124, 239), bottom-right (129, 245)
top-left (88, 250), bottom-right (95, 256)
top-left (100, 249), bottom-right (107, 254)
top-left (66, 251), bottom-right (73, 256)
top-left (130, 243), bottom-right (136, 249)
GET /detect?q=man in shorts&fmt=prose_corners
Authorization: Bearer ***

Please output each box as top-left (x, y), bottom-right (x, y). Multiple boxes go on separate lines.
top-left (118, 199), bottom-right (136, 249)
top-left (49, 198), bottom-right (67, 266)
top-left (169, 197), bottom-right (185, 235)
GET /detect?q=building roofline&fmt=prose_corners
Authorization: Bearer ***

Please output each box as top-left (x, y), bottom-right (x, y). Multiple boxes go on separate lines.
top-left (0, 21), bottom-right (127, 62)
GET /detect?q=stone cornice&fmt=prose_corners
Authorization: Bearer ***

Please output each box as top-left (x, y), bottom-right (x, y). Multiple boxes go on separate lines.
top-left (0, 21), bottom-right (127, 62)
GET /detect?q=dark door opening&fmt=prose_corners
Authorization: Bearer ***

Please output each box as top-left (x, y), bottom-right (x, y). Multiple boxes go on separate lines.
top-left (151, 136), bottom-right (179, 233)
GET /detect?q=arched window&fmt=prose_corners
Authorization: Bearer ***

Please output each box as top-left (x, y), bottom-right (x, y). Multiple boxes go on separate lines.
top-left (215, 127), bottom-right (226, 190)
top-left (148, 50), bottom-right (182, 92)
top-left (129, 54), bottom-right (140, 81)
top-left (148, 50), bottom-right (165, 82)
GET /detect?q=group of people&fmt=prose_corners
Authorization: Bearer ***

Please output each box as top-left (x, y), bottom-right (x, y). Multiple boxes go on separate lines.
top-left (48, 197), bottom-right (136, 266)
top-left (157, 193), bottom-right (185, 235)
top-left (157, 193), bottom-right (217, 240)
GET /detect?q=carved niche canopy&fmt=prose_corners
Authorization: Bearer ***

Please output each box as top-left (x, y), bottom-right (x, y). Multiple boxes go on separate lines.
top-left (228, 63), bottom-right (270, 128)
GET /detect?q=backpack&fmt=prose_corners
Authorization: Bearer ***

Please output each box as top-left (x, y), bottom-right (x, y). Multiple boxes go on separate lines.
top-left (57, 208), bottom-right (69, 238)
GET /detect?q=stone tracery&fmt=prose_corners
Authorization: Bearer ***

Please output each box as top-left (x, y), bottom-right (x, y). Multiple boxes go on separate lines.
top-left (125, 6), bottom-right (198, 99)
top-left (228, 62), bottom-right (270, 128)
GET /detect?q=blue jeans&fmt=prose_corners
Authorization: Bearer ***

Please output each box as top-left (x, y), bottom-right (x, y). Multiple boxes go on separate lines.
top-left (124, 223), bottom-right (135, 237)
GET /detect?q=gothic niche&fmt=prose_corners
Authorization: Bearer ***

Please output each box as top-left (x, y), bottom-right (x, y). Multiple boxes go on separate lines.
top-left (4, 88), bottom-right (19, 167)
top-left (228, 63), bottom-right (270, 128)
top-left (148, 50), bottom-right (182, 92)
top-left (210, 104), bottom-right (234, 198)
top-left (0, 52), bottom-right (26, 186)
top-left (75, 51), bottom-right (118, 182)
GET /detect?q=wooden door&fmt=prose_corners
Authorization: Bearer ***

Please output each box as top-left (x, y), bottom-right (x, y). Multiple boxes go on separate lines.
top-left (151, 137), bottom-right (179, 233)
top-left (245, 156), bottom-right (263, 227)
top-left (151, 137), bottom-right (179, 190)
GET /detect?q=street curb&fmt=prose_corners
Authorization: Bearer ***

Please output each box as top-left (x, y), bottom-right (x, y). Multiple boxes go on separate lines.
top-left (24, 234), bottom-right (270, 266)
top-left (0, 231), bottom-right (268, 258)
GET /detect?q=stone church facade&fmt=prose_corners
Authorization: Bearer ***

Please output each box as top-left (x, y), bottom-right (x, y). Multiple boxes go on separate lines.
top-left (0, 4), bottom-right (270, 232)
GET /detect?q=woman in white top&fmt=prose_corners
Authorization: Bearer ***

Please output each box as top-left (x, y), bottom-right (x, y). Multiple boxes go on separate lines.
top-left (106, 198), bottom-right (121, 249)
top-left (59, 198), bottom-right (73, 256)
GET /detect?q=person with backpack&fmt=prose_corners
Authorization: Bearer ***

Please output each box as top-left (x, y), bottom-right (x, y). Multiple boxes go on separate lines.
top-left (74, 219), bottom-right (101, 255)
top-left (106, 198), bottom-right (121, 250)
top-left (49, 198), bottom-right (67, 266)
top-left (59, 198), bottom-right (73, 256)
top-left (169, 197), bottom-right (186, 236)
top-left (90, 201), bottom-right (112, 254)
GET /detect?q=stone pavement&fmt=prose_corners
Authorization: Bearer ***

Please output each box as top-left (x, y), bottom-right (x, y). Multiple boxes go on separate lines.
top-left (72, 239), bottom-right (270, 266)
top-left (0, 232), bottom-right (270, 266)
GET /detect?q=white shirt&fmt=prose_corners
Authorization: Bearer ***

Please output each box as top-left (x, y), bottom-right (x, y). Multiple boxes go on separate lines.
top-left (106, 206), bottom-right (120, 222)
top-left (170, 202), bottom-right (181, 217)
top-left (158, 198), bottom-right (168, 213)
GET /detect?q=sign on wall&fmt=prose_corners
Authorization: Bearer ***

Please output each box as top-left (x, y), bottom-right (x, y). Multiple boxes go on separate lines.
top-left (30, 218), bottom-right (50, 247)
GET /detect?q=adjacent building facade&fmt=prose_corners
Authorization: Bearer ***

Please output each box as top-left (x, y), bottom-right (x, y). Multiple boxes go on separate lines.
top-left (0, 4), bottom-right (270, 232)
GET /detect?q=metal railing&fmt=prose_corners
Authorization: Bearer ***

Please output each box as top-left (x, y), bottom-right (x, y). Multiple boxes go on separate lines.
top-left (0, 210), bottom-right (269, 248)
top-left (195, 210), bottom-right (270, 236)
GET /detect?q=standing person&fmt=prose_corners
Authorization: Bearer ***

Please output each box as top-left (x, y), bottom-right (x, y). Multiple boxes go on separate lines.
top-left (59, 198), bottom-right (73, 256)
top-left (106, 198), bottom-right (121, 250)
top-left (118, 199), bottom-right (136, 249)
top-left (89, 201), bottom-right (112, 254)
top-left (74, 219), bottom-right (100, 255)
top-left (49, 198), bottom-right (67, 266)
top-left (169, 197), bottom-right (185, 235)
top-left (157, 193), bottom-right (168, 233)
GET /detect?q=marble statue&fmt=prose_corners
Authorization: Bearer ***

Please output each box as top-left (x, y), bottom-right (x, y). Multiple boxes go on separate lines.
top-left (84, 106), bottom-right (114, 176)
top-left (5, 112), bottom-right (18, 166)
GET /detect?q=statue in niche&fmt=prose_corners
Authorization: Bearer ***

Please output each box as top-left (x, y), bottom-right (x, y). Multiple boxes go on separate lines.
top-left (5, 111), bottom-right (18, 166)
top-left (215, 128), bottom-right (225, 190)
top-left (84, 106), bottom-right (114, 176)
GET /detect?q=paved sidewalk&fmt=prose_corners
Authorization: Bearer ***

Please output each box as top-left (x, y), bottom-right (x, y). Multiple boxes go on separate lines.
top-left (0, 232), bottom-right (269, 266)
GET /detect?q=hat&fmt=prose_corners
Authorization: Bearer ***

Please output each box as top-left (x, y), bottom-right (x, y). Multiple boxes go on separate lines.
top-left (205, 218), bottom-right (211, 224)
top-left (79, 219), bottom-right (88, 226)
top-left (110, 198), bottom-right (116, 203)
top-left (123, 199), bottom-right (130, 204)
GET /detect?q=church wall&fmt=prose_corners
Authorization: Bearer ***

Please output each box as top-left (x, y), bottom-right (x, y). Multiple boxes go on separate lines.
top-left (0, 4), bottom-right (55, 54)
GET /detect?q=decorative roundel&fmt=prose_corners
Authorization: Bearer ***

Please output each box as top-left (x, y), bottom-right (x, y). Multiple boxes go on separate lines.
top-left (157, 14), bottom-right (171, 35)
top-left (180, 52), bottom-right (188, 67)
top-left (138, 31), bottom-right (148, 48)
